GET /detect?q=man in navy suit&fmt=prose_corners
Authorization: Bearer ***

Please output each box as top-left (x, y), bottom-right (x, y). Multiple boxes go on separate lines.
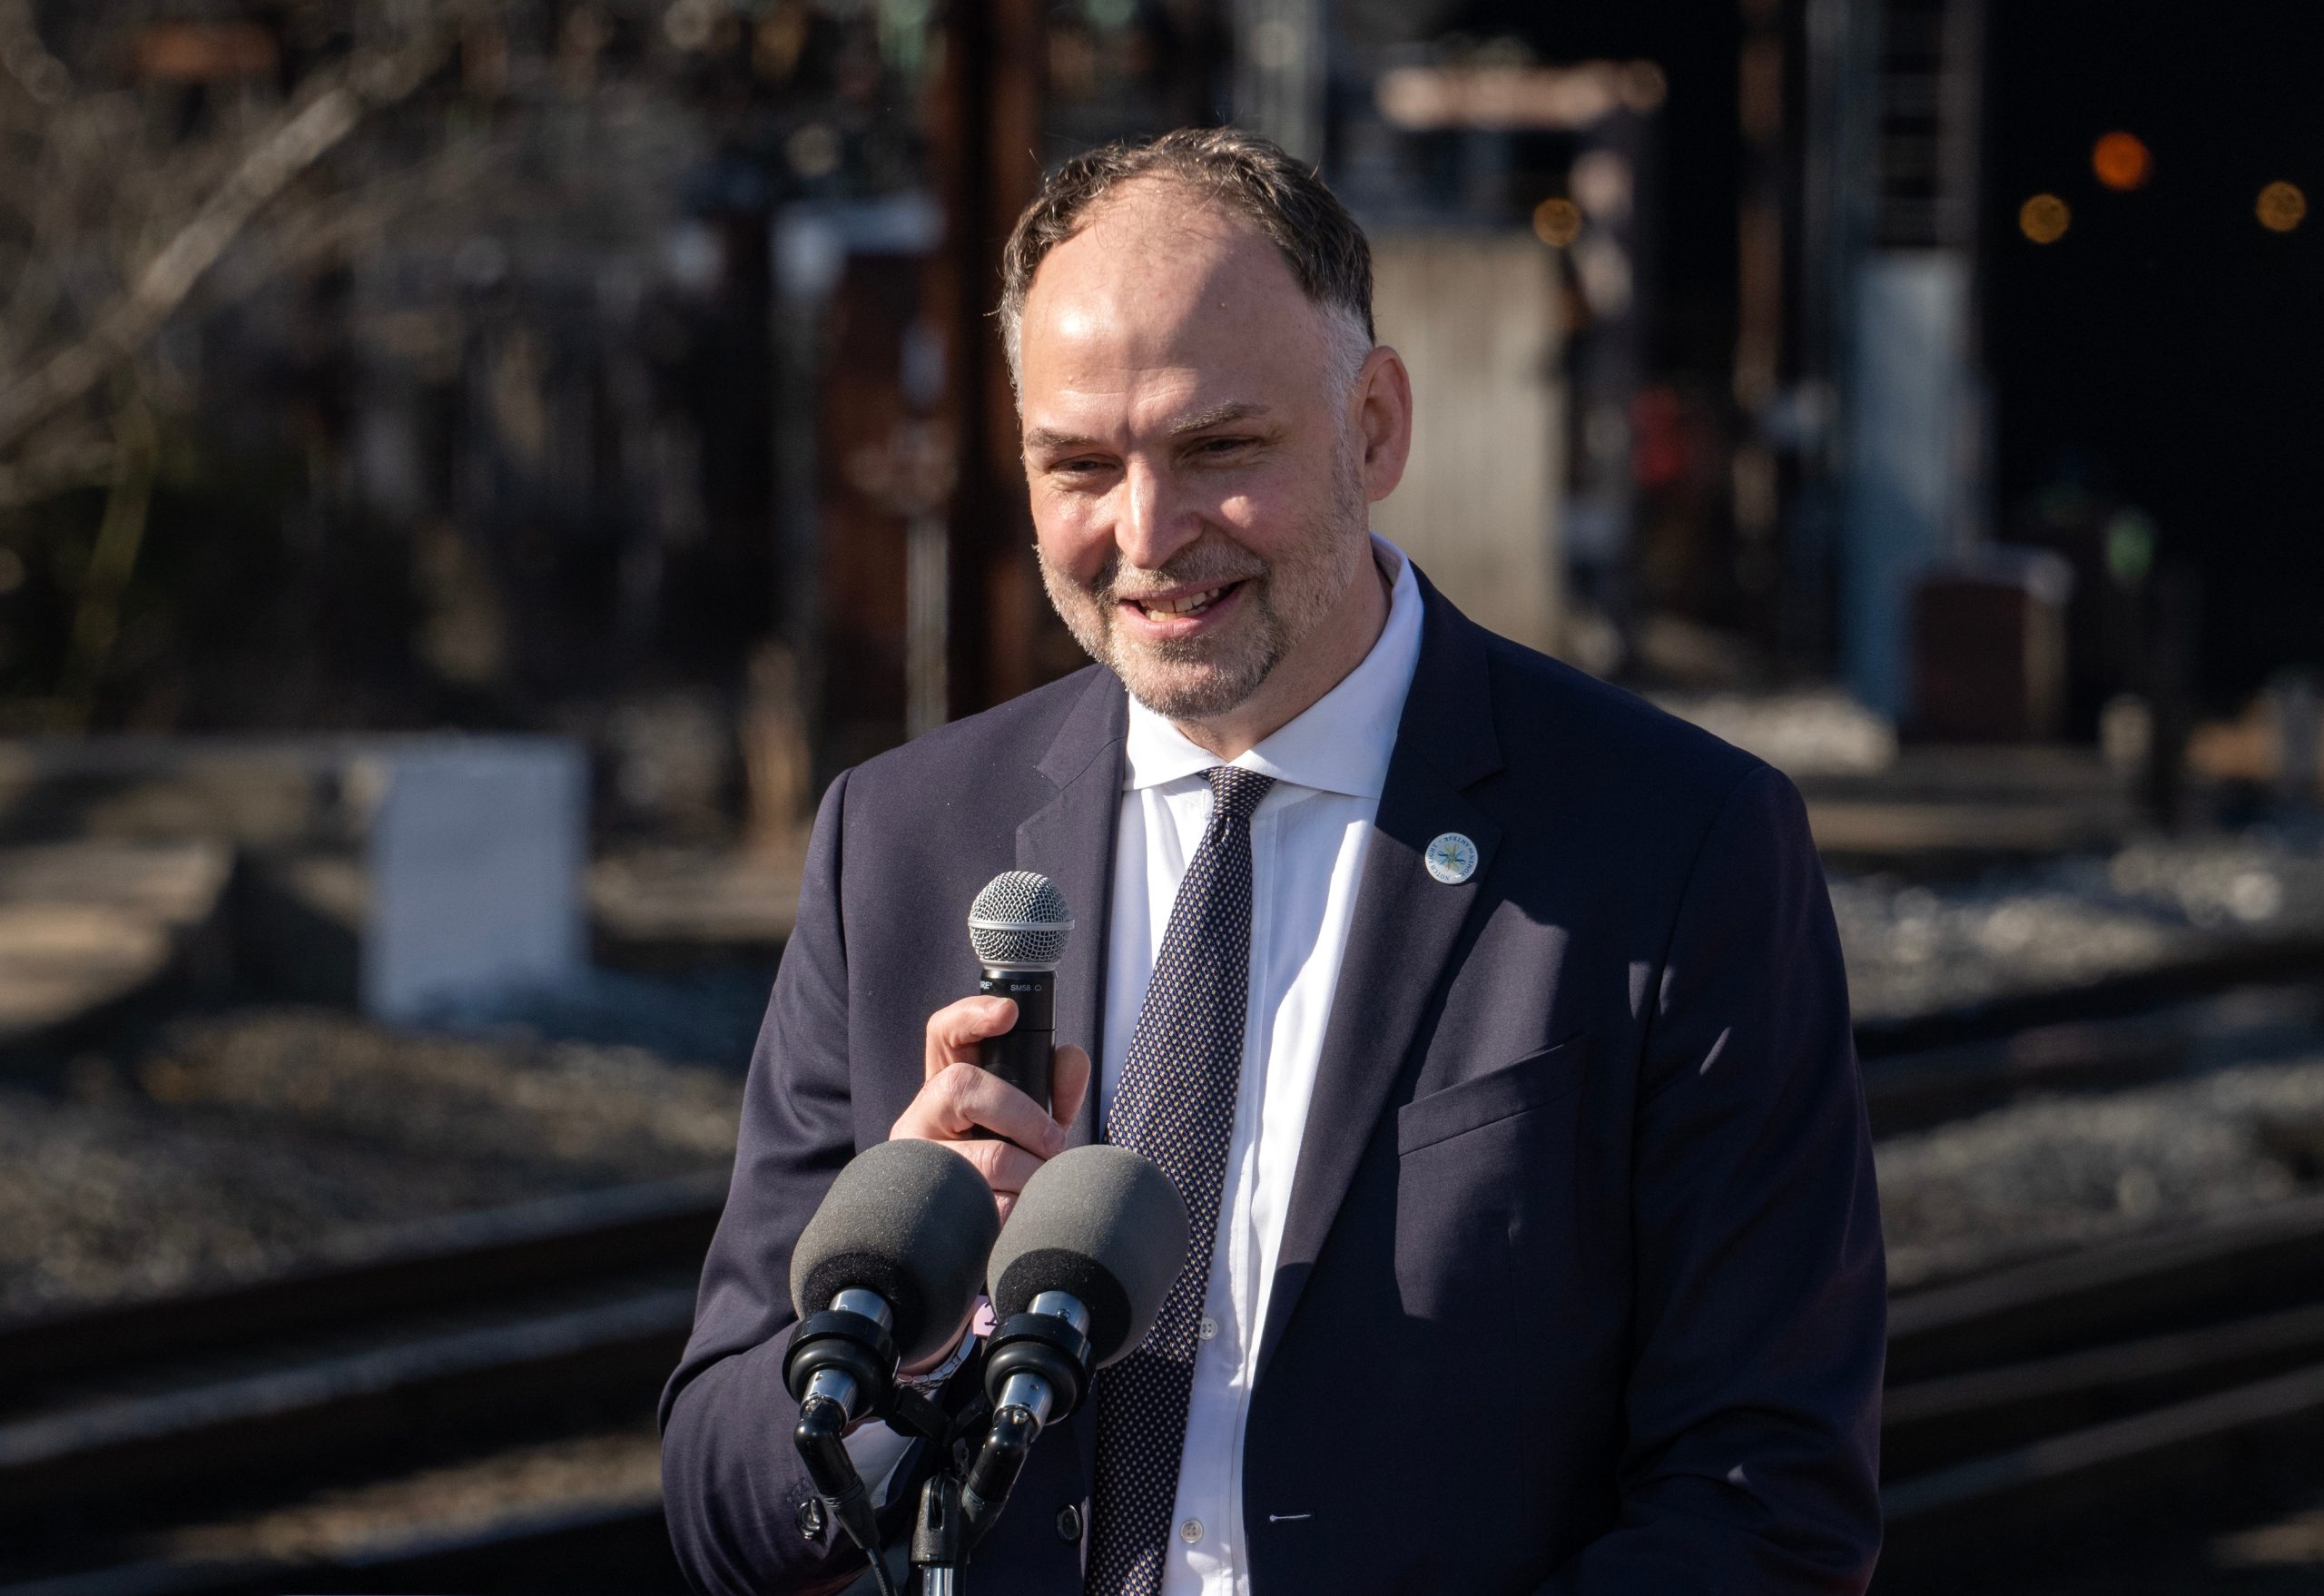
top-left (661, 128), bottom-right (1885, 1595)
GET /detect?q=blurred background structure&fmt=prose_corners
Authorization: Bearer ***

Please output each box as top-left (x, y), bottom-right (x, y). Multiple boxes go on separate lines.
top-left (2, 2), bottom-right (2321, 1592)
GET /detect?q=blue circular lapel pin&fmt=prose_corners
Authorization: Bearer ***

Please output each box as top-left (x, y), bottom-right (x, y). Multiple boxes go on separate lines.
top-left (1423, 832), bottom-right (1479, 884)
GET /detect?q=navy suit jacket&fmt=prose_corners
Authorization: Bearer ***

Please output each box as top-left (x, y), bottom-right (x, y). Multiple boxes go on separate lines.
top-left (660, 570), bottom-right (1886, 1594)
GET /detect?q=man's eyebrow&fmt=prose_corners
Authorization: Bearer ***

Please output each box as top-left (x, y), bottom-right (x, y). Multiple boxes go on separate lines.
top-left (1167, 401), bottom-right (1271, 436)
top-left (1022, 402), bottom-right (1273, 454)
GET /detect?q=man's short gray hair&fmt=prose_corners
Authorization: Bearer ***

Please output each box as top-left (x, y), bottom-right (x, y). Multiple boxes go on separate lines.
top-left (998, 126), bottom-right (1375, 401)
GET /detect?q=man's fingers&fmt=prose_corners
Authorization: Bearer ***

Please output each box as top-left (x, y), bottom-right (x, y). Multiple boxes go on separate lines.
top-left (941, 1134), bottom-right (1044, 1196)
top-left (924, 995), bottom-right (1019, 1079)
top-left (941, 1062), bottom-right (1068, 1156)
top-left (895, 1012), bottom-right (1093, 1219)
top-left (894, 1062), bottom-right (1066, 1158)
top-left (1049, 1045), bottom-right (1092, 1135)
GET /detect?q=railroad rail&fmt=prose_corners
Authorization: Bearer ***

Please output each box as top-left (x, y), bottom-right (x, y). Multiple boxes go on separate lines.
top-left (0, 1499), bottom-right (680, 1596)
top-left (1877, 1186), bottom-right (2324, 1587)
top-left (0, 1173), bottom-right (725, 1585)
top-left (0, 1172), bottom-right (726, 1396)
top-left (1864, 979), bottom-right (2324, 1135)
top-left (1853, 934), bottom-right (2324, 1059)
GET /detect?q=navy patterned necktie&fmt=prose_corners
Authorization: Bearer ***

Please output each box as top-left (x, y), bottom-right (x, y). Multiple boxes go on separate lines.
top-left (1086, 764), bottom-right (1275, 1596)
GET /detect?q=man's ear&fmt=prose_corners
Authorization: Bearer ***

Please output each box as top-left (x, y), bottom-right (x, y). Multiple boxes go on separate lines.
top-left (1352, 345), bottom-right (1413, 504)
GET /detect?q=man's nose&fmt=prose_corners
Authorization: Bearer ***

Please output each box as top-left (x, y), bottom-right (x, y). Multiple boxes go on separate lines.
top-left (1113, 459), bottom-right (1200, 572)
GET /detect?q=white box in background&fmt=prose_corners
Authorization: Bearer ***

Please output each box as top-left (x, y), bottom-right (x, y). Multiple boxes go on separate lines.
top-left (359, 740), bottom-right (587, 1022)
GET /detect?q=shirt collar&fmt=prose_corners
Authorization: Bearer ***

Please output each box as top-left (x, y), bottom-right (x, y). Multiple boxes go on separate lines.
top-left (1123, 534), bottom-right (1423, 799)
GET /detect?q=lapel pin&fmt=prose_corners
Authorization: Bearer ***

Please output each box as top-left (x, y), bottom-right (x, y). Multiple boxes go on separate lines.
top-left (1423, 832), bottom-right (1479, 884)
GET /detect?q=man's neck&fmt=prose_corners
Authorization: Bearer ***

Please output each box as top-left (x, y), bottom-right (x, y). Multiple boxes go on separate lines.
top-left (1167, 546), bottom-right (1396, 761)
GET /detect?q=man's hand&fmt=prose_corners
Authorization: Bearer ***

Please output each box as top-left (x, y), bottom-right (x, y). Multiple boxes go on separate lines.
top-left (891, 995), bottom-right (1092, 1224)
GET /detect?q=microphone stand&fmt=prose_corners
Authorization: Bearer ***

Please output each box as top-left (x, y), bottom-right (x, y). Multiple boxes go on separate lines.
top-left (900, 1290), bottom-right (1093, 1592)
top-left (899, 1389), bottom-right (1037, 1594)
top-left (911, 1473), bottom-right (969, 1596)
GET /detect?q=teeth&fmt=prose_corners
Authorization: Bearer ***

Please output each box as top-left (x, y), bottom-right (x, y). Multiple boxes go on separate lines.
top-left (1139, 587), bottom-right (1223, 617)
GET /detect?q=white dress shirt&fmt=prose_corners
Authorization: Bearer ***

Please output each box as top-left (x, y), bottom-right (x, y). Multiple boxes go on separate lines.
top-left (1099, 536), bottom-right (1421, 1595)
top-left (844, 537), bottom-right (1423, 1590)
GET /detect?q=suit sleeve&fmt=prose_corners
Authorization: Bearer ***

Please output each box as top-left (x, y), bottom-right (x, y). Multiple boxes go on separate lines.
top-left (1543, 764), bottom-right (1886, 1594)
top-left (659, 769), bottom-right (917, 1596)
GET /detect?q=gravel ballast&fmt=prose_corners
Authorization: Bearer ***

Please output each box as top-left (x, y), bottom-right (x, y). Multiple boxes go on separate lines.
top-left (0, 1009), bottom-right (740, 1320)
top-left (1878, 1050), bottom-right (2324, 1290)
top-left (1834, 826), bottom-right (2324, 1023)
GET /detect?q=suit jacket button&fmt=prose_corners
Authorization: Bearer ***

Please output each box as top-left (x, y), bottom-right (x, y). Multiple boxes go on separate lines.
top-left (797, 1495), bottom-right (827, 1541)
top-left (1057, 1504), bottom-right (1083, 1542)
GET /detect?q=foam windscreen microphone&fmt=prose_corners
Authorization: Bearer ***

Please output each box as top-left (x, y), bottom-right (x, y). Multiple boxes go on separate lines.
top-left (960, 1146), bottom-right (1188, 1541)
top-left (986, 1145), bottom-right (1188, 1368)
top-left (787, 1138), bottom-right (999, 1372)
top-left (965, 872), bottom-right (1073, 1129)
top-left (782, 1138), bottom-right (999, 1576)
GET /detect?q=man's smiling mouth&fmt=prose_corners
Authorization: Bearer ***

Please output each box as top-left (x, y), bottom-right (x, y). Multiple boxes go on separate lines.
top-left (1123, 579), bottom-right (1246, 620)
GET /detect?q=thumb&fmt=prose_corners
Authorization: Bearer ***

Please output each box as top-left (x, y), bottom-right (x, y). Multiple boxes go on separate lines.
top-left (1048, 1045), bottom-right (1092, 1137)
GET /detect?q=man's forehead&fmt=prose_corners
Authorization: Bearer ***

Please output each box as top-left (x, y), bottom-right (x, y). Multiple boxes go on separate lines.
top-left (1063, 175), bottom-right (1262, 262)
top-left (1023, 185), bottom-right (1309, 341)
top-left (1018, 187), bottom-right (1325, 435)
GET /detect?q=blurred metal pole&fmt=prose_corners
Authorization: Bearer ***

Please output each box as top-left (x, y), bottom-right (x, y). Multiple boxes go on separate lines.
top-left (1778, 0), bottom-right (1868, 675)
top-left (1734, 0), bottom-right (1787, 632)
top-left (931, 0), bottom-right (1045, 716)
top-left (1837, 0), bottom-right (1989, 722)
top-left (2142, 566), bottom-right (2196, 833)
top-left (2270, 668), bottom-right (2319, 810)
top-left (1233, 0), bottom-right (1325, 163)
top-left (906, 513), bottom-right (949, 739)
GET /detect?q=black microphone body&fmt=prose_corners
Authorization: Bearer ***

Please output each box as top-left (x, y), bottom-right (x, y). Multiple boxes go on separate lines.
top-left (966, 871), bottom-right (1074, 1134)
top-left (975, 962), bottom-right (1055, 1112)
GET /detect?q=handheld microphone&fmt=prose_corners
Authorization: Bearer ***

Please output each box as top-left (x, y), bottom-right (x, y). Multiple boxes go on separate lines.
top-left (966, 872), bottom-right (1074, 1129)
top-left (782, 1139), bottom-right (1000, 1575)
top-left (960, 1145), bottom-right (1188, 1540)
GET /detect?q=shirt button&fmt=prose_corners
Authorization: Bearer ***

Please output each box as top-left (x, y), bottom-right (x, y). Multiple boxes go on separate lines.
top-left (1179, 1518), bottom-right (1205, 1545)
top-left (1057, 1504), bottom-right (1083, 1542)
top-left (1198, 1315), bottom-right (1218, 1342)
top-left (796, 1495), bottom-right (827, 1540)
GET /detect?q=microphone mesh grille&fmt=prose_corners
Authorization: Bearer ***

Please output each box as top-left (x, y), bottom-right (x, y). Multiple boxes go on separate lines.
top-left (968, 871), bottom-right (1073, 968)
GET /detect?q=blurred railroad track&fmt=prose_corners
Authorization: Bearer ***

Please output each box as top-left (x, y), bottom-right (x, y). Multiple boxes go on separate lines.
top-left (1863, 976), bottom-right (2324, 1134)
top-left (1872, 966), bottom-right (2324, 1589)
top-left (10, 964), bottom-right (2324, 1593)
top-left (1879, 1189), bottom-right (2324, 1589)
top-left (0, 1176), bottom-right (723, 1594)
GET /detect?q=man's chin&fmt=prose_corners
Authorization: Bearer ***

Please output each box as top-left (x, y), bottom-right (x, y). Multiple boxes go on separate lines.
top-left (1111, 650), bottom-right (1270, 724)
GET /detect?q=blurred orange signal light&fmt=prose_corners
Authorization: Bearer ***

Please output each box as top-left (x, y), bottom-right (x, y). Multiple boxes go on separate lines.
top-left (2259, 182), bottom-right (2308, 232)
top-left (1532, 196), bottom-right (1584, 247)
top-left (2019, 193), bottom-right (2071, 244)
top-left (2093, 132), bottom-right (2152, 191)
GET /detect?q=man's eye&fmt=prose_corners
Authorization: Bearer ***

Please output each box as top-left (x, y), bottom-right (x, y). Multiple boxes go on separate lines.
top-left (1196, 438), bottom-right (1250, 456)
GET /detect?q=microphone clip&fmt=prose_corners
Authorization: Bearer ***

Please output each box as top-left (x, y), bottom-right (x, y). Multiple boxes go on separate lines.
top-left (783, 1304), bottom-right (899, 1422)
top-left (980, 1307), bottom-right (1090, 1423)
top-left (959, 1293), bottom-right (1095, 1544)
top-left (783, 1296), bottom-right (903, 1581)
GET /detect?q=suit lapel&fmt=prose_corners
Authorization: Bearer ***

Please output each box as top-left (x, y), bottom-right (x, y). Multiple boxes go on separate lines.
top-left (1015, 668), bottom-right (1128, 1154)
top-left (1256, 574), bottom-right (1502, 1383)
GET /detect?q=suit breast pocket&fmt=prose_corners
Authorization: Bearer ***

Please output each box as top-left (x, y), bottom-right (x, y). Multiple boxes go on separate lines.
top-left (1395, 1036), bottom-right (1592, 1156)
top-left (1390, 1038), bottom-right (1592, 1471)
